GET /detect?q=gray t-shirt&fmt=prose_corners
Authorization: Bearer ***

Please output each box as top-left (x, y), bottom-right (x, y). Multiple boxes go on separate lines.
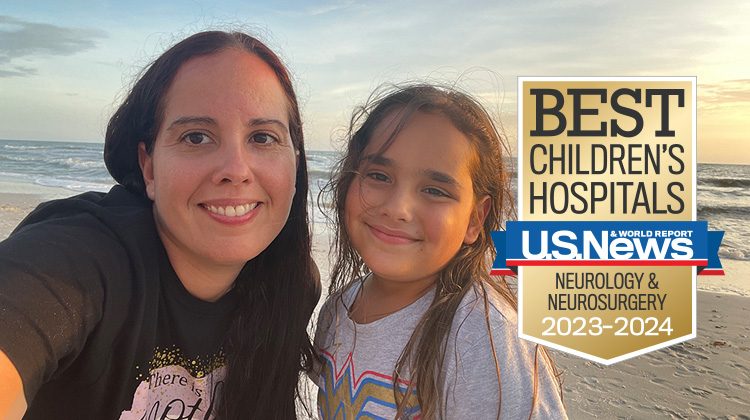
top-left (314, 277), bottom-right (568, 419)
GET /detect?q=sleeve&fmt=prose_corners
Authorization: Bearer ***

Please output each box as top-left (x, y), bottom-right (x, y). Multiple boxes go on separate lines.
top-left (0, 215), bottom-right (131, 401)
top-left (441, 302), bottom-right (568, 420)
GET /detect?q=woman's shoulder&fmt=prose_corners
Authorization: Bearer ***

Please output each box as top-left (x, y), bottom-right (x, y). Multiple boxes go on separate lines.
top-left (0, 187), bottom-right (158, 400)
top-left (1, 185), bottom-right (160, 298)
top-left (6, 186), bottom-right (158, 262)
top-left (15, 185), bottom-right (153, 236)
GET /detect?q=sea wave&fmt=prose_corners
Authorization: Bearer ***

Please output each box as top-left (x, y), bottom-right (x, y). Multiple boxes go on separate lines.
top-left (34, 177), bottom-right (114, 193)
top-left (3, 144), bottom-right (47, 150)
top-left (309, 169), bottom-right (333, 182)
top-left (1, 154), bottom-right (106, 170)
top-left (0, 154), bottom-right (39, 163)
top-left (48, 157), bottom-right (107, 170)
top-left (697, 177), bottom-right (750, 189)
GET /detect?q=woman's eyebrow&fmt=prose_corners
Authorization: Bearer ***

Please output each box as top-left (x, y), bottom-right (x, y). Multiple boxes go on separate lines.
top-left (249, 118), bottom-right (288, 131)
top-left (166, 117), bottom-right (289, 131)
top-left (166, 116), bottom-right (217, 131)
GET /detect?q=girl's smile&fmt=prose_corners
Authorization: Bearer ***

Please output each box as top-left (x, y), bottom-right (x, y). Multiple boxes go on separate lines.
top-left (366, 222), bottom-right (419, 245)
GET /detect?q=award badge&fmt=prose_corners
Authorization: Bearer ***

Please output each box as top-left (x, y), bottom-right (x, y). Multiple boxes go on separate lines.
top-left (492, 77), bottom-right (723, 364)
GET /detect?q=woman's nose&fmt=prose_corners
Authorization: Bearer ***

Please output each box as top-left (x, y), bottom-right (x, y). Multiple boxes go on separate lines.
top-left (212, 141), bottom-right (254, 185)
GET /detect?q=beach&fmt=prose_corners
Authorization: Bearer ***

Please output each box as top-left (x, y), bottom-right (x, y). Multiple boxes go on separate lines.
top-left (2, 189), bottom-right (749, 419)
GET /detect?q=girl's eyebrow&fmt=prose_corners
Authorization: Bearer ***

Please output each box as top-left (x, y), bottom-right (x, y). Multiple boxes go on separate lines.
top-left (364, 154), bottom-right (459, 186)
top-left (363, 154), bottom-right (393, 167)
top-left (423, 169), bottom-right (459, 186)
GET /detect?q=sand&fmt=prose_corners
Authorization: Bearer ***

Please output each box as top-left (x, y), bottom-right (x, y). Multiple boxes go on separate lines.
top-left (0, 193), bottom-right (45, 239)
top-left (2, 191), bottom-right (749, 419)
top-left (552, 291), bottom-right (750, 419)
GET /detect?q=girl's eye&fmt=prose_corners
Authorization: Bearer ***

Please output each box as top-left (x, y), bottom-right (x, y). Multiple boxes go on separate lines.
top-left (424, 187), bottom-right (450, 198)
top-left (366, 172), bottom-right (390, 182)
top-left (182, 132), bottom-right (211, 145)
top-left (251, 132), bottom-right (278, 144)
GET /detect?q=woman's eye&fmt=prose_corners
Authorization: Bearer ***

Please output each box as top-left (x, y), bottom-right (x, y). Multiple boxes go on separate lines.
top-left (182, 132), bottom-right (211, 145)
top-left (251, 132), bottom-right (278, 144)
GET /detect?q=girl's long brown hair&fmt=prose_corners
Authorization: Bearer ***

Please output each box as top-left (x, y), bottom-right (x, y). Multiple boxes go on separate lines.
top-left (322, 83), bottom-right (561, 419)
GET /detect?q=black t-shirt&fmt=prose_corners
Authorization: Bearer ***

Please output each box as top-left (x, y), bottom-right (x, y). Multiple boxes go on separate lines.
top-left (0, 186), bottom-right (239, 419)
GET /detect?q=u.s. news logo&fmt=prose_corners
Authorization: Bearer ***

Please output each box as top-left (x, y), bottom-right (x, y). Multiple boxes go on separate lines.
top-left (491, 221), bottom-right (723, 275)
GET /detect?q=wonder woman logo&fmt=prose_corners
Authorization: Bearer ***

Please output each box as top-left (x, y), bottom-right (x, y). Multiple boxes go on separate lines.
top-left (317, 350), bottom-right (420, 420)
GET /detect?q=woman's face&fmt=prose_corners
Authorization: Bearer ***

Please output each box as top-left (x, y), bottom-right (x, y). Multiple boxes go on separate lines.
top-left (139, 48), bottom-right (298, 283)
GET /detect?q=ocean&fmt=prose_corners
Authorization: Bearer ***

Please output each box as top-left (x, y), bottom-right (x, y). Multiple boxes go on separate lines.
top-left (0, 139), bottom-right (338, 226)
top-left (1, 138), bottom-right (747, 265)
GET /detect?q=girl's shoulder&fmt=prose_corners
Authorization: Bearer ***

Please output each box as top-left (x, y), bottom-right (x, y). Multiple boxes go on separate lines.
top-left (454, 282), bottom-right (518, 328)
top-left (444, 286), bottom-right (567, 420)
top-left (446, 281), bottom-right (523, 356)
top-left (315, 277), bottom-right (362, 338)
top-left (320, 277), bottom-right (363, 313)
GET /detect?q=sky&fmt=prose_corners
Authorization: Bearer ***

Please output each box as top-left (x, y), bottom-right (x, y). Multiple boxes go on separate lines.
top-left (0, 0), bottom-right (748, 164)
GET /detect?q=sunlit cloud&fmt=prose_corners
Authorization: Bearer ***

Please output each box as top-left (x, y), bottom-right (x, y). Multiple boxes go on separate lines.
top-left (700, 80), bottom-right (750, 104)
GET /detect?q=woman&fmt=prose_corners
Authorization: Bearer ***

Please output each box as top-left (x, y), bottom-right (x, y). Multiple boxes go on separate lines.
top-left (0, 31), bottom-right (319, 420)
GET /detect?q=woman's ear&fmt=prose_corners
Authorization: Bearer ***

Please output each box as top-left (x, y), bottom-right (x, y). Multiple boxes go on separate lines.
top-left (464, 195), bottom-right (491, 245)
top-left (138, 142), bottom-right (156, 200)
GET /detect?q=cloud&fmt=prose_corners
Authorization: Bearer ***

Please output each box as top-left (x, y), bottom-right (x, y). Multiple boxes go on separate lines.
top-left (0, 15), bottom-right (107, 78)
top-left (0, 66), bottom-right (37, 77)
top-left (701, 79), bottom-right (750, 103)
top-left (697, 79), bottom-right (750, 119)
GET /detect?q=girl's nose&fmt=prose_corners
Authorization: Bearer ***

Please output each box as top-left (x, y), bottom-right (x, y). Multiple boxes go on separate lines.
top-left (213, 140), bottom-right (254, 185)
top-left (378, 186), bottom-right (414, 222)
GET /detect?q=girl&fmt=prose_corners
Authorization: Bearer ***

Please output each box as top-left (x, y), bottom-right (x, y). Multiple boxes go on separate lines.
top-left (315, 84), bottom-right (567, 419)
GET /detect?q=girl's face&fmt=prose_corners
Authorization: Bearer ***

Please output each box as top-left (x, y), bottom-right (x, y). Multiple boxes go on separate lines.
top-left (138, 49), bottom-right (298, 282)
top-left (345, 110), bottom-right (488, 288)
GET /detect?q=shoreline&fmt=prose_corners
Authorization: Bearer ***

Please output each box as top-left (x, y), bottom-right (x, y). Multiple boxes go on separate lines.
top-left (2, 190), bottom-right (749, 418)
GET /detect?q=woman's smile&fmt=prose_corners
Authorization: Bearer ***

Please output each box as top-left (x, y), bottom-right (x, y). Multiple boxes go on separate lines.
top-left (199, 201), bottom-right (263, 224)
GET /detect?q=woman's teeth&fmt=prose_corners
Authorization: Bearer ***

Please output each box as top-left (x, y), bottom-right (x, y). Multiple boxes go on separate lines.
top-left (206, 203), bottom-right (259, 217)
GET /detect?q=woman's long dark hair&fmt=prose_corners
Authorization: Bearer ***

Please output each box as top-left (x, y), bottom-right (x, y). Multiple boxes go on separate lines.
top-left (104, 31), bottom-right (319, 419)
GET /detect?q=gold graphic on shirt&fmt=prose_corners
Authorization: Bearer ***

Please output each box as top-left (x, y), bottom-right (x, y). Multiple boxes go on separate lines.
top-left (135, 345), bottom-right (227, 382)
top-left (318, 352), bottom-right (420, 420)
